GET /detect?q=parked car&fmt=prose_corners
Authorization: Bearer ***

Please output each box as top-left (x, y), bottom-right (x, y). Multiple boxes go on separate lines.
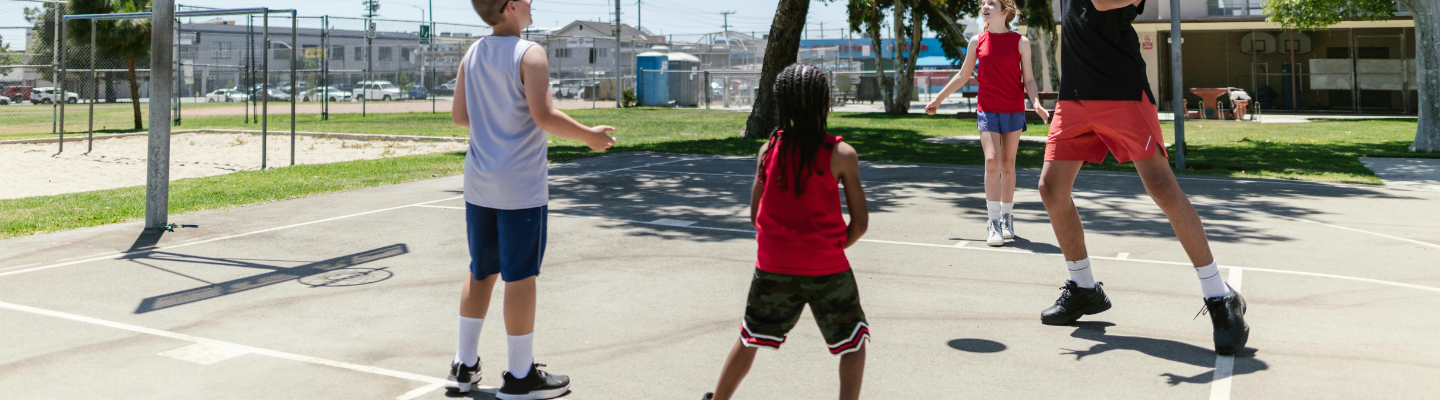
top-left (30, 87), bottom-right (78, 104)
top-left (409, 85), bottom-right (428, 100)
top-left (278, 82), bottom-right (308, 94)
top-left (205, 88), bottom-right (250, 102)
top-left (0, 96), bottom-right (10, 105)
top-left (3, 85), bottom-right (34, 103)
top-left (432, 78), bottom-right (456, 96)
top-left (253, 88), bottom-right (291, 102)
top-left (550, 80), bottom-right (583, 99)
top-left (352, 80), bottom-right (402, 101)
top-left (300, 86), bottom-right (353, 102)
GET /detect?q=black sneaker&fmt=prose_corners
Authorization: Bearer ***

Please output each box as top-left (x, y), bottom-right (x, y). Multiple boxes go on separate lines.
top-left (497, 363), bottom-right (570, 400)
top-left (446, 358), bottom-right (481, 393)
top-left (1041, 281), bottom-right (1112, 325)
top-left (1200, 285), bottom-right (1249, 355)
top-left (702, 393), bottom-right (714, 400)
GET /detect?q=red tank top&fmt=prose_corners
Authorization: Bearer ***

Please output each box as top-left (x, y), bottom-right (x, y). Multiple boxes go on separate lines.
top-left (975, 30), bottom-right (1026, 113)
top-left (755, 133), bottom-right (850, 276)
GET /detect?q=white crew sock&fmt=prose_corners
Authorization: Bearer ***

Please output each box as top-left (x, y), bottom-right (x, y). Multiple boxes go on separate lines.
top-left (455, 317), bottom-right (484, 367)
top-left (1067, 258), bottom-right (1097, 289)
top-left (508, 333), bottom-right (535, 379)
top-left (1001, 202), bottom-right (1014, 215)
top-left (1195, 262), bottom-right (1231, 299)
top-left (986, 201), bottom-right (1002, 221)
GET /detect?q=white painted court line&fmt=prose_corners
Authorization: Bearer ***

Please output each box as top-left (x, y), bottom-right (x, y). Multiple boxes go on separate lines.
top-left (0, 157), bottom-right (698, 280)
top-left (0, 196), bottom-right (463, 279)
top-left (954, 241), bottom-right (969, 247)
top-left (1116, 252), bottom-right (1130, 260)
top-left (408, 207), bottom-right (1440, 295)
top-left (158, 342), bottom-right (251, 365)
top-left (1194, 202), bottom-right (1440, 250)
top-left (1209, 268), bottom-right (1243, 400)
top-left (0, 300), bottom-right (447, 385)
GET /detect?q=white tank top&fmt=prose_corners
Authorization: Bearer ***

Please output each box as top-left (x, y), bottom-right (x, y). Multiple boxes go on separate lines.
top-left (461, 36), bottom-right (548, 210)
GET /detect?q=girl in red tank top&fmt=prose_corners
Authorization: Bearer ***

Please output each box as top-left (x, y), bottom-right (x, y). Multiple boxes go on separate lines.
top-left (704, 64), bottom-right (871, 400)
top-left (923, 0), bottom-right (1049, 248)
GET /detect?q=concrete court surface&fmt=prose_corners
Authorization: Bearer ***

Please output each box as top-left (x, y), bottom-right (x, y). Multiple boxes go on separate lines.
top-left (1, 152), bottom-right (1438, 400)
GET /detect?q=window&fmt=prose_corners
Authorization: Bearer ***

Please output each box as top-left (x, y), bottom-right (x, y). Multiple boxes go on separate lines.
top-left (214, 42), bottom-right (231, 59)
top-left (555, 48), bottom-right (571, 58)
top-left (331, 45), bottom-right (345, 60)
top-left (302, 45), bottom-right (318, 59)
top-left (355, 46), bottom-right (365, 61)
top-left (1208, 0), bottom-right (1263, 16)
top-left (401, 47), bottom-right (411, 61)
top-left (596, 48), bottom-right (609, 58)
top-left (379, 46), bottom-right (393, 61)
top-left (275, 46), bottom-right (291, 60)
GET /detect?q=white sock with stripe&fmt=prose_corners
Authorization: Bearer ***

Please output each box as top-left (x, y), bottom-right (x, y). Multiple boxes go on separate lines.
top-left (1196, 262), bottom-right (1231, 299)
top-left (1067, 258), bottom-right (1097, 289)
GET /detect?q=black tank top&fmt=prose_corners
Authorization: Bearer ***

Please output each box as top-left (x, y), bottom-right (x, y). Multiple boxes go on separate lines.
top-left (1058, 0), bottom-right (1156, 104)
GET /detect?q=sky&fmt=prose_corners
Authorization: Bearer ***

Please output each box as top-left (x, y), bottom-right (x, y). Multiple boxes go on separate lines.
top-left (164, 0), bottom-right (868, 41)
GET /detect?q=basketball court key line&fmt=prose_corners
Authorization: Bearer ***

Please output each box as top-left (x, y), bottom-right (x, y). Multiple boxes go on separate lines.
top-left (1209, 268), bottom-right (1242, 400)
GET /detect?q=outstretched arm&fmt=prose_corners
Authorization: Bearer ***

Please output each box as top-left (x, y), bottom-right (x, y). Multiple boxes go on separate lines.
top-left (519, 46), bottom-right (616, 151)
top-left (1019, 37), bottom-right (1050, 123)
top-left (833, 142), bottom-right (868, 248)
top-left (925, 39), bottom-right (981, 115)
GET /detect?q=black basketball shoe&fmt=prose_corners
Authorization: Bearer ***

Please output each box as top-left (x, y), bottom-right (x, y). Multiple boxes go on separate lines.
top-left (1041, 281), bottom-right (1112, 325)
top-left (445, 358), bottom-right (481, 393)
top-left (497, 363), bottom-right (570, 400)
top-left (1201, 285), bottom-right (1250, 356)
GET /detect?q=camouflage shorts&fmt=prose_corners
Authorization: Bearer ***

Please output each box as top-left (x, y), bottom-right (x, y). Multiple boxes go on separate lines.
top-left (740, 268), bottom-right (870, 355)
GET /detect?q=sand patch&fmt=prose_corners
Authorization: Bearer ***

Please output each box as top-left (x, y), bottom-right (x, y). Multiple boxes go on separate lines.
top-left (1, 132), bottom-right (466, 199)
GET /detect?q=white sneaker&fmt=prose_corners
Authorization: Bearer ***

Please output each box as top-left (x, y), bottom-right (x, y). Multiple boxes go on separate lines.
top-left (1001, 213), bottom-right (1015, 239)
top-left (986, 219), bottom-right (1004, 247)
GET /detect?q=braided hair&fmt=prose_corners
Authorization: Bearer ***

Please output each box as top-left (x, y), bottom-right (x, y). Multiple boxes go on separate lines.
top-left (761, 63), bottom-right (833, 197)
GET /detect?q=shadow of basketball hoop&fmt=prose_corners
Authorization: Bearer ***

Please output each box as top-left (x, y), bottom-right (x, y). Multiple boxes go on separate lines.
top-left (298, 267), bottom-right (394, 288)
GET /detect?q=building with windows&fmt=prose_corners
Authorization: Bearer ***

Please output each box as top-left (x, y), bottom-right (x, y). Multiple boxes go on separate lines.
top-left (1028, 0), bottom-right (1417, 114)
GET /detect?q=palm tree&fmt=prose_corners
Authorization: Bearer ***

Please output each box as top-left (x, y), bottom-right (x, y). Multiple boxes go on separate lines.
top-left (67, 0), bottom-right (151, 130)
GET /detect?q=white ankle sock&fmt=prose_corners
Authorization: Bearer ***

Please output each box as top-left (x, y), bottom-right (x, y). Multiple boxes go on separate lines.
top-left (455, 317), bottom-right (484, 367)
top-left (507, 333), bottom-right (534, 379)
top-left (986, 201), bottom-right (1002, 221)
top-left (1067, 258), bottom-right (1097, 289)
top-left (1195, 262), bottom-right (1231, 299)
top-left (1001, 202), bottom-right (1014, 215)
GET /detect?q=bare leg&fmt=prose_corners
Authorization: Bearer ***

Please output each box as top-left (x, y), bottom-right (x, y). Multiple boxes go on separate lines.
top-left (980, 131), bottom-right (1003, 202)
top-left (1131, 149), bottom-right (1215, 267)
top-left (1038, 160), bottom-right (1088, 261)
top-left (711, 340), bottom-right (759, 400)
top-left (503, 276), bottom-right (537, 335)
top-left (838, 346), bottom-right (866, 400)
top-left (998, 131), bottom-right (1023, 203)
top-left (459, 273), bottom-right (499, 319)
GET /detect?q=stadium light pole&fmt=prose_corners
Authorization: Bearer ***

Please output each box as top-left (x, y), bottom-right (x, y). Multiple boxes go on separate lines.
top-left (147, 0), bottom-right (175, 229)
top-left (1169, 0), bottom-right (1185, 170)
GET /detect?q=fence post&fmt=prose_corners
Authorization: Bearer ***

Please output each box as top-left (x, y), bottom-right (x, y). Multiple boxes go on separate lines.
top-left (89, 19), bottom-right (95, 153)
top-left (290, 12), bottom-right (297, 166)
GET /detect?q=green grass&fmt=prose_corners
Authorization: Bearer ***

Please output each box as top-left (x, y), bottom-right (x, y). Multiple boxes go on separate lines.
top-left (2, 108), bottom-right (1427, 239)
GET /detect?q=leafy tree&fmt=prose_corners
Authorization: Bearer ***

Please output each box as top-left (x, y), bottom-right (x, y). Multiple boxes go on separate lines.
top-left (847, 0), bottom-right (977, 114)
top-left (0, 41), bottom-right (19, 76)
top-left (1265, 0), bottom-right (1436, 152)
top-left (67, 0), bottom-right (152, 130)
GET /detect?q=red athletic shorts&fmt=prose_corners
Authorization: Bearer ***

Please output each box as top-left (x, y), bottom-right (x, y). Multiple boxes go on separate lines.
top-left (1045, 92), bottom-right (1167, 164)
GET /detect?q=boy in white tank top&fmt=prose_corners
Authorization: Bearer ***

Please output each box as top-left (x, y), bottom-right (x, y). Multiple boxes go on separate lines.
top-left (446, 0), bottom-right (615, 398)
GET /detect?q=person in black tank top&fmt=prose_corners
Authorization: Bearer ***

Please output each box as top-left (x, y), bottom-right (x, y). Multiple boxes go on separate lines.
top-left (1037, 0), bottom-right (1252, 357)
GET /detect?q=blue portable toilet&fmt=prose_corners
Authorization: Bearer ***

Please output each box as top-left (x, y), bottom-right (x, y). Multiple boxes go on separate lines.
top-left (636, 49), bottom-right (669, 106)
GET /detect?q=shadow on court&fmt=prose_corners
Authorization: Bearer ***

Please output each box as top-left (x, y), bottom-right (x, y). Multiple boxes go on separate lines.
top-left (1060, 322), bottom-right (1268, 386)
top-left (130, 244), bottom-right (408, 313)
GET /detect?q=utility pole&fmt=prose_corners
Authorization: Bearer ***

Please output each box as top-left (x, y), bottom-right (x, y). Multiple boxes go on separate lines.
top-left (637, 0), bottom-right (641, 34)
top-left (721, 11), bottom-right (735, 70)
top-left (615, 0), bottom-right (622, 108)
top-left (148, 0), bottom-right (174, 229)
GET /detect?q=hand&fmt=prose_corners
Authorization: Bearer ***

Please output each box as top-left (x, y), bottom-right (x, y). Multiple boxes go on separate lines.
top-left (588, 125), bottom-right (616, 152)
top-left (1035, 106), bottom-right (1051, 124)
top-left (924, 101), bottom-right (941, 115)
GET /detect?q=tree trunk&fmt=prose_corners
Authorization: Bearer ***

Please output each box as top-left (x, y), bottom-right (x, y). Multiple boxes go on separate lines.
top-left (741, 0), bottom-right (811, 139)
top-left (1405, 0), bottom-right (1438, 152)
top-left (885, 2), bottom-right (907, 113)
top-left (868, 8), bottom-right (889, 112)
top-left (128, 58), bottom-right (142, 130)
top-left (1045, 29), bottom-right (1061, 91)
top-left (1027, 28), bottom-right (1045, 89)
